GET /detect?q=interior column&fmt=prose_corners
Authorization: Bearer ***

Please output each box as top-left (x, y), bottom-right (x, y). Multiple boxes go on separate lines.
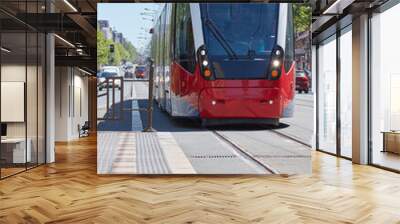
top-left (352, 14), bottom-right (369, 164)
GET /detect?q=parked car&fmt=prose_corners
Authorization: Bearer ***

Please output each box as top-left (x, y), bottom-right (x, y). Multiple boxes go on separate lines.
top-left (135, 65), bottom-right (146, 79)
top-left (295, 71), bottom-right (310, 94)
top-left (102, 66), bottom-right (121, 76)
top-left (98, 71), bottom-right (121, 91)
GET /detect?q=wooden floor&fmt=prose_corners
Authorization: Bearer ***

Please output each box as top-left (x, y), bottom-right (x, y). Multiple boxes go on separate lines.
top-left (1, 135), bottom-right (400, 223)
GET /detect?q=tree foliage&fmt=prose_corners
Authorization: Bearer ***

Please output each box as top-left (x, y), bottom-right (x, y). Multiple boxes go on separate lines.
top-left (97, 29), bottom-right (138, 67)
top-left (97, 30), bottom-right (109, 67)
top-left (293, 4), bottom-right (312, 33)
top-left (123, 41), bottom-right (138, 61)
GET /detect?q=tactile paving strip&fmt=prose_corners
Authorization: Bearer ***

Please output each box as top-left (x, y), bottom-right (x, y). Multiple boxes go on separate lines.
top-left (136, 132), bottom-right (171, 174)
top-left (97, 132), bottom-right (120, 174)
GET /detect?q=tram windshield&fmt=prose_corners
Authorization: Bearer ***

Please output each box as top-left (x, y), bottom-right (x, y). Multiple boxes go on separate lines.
top-left (200, 3), bottom-right (280, 79)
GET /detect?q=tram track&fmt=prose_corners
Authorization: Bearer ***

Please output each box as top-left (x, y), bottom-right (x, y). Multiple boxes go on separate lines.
top-left (211, 130), bottom-right (279, 174)
top-left (269, 129), bottom-right (312, 148)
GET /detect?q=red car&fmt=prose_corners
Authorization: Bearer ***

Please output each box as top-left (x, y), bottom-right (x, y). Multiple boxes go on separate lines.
top-left (135, 66), bottom-right (146, 79)
top-left (296, 71), bottom-right (310, 94)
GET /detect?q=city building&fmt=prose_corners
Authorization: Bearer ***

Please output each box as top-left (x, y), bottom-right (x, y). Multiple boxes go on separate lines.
top-left (112, 31), bottom-right (124, 44)
top-left (295, 30), bottom-right (311, 71)
top-left (98, 19), bottom-right (113, 40)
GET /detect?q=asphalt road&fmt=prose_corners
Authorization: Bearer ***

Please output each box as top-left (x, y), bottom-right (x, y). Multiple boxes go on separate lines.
top-left (98, 80), bottom-right (314, 146)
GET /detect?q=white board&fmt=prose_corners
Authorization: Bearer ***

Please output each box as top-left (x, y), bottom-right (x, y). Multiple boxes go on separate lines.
top-left (1, 82), bottom-right (25, 122)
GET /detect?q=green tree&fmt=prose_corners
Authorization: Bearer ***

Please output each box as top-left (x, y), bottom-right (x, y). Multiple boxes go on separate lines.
top-left (122, 41), bottom-right (138, 62)
top-left (98, 29), bottom-right (138, 66)
top-left (97, 30), bottom-right (109, 68)
top-left (293, 4), bottom-right (312, 33)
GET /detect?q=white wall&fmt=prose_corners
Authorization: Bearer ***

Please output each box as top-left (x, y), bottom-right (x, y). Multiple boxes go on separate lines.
top-left (55, 67), bottom-right (89, 141)
top-left (55, 66), bottom-right (69, 141)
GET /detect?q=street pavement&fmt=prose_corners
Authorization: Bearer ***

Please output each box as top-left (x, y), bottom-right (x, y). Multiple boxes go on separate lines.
top-left (97, 80), bottom-right (312, 174)
top-left (278, 93), bottom-right (314, 146)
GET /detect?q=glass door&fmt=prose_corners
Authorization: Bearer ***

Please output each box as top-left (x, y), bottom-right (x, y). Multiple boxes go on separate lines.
top-left (339, 26), bottom-right (352, 158)
top-left (317, 35), bottom-right (337, 154)
top-left (370, 3), bottom-right (400, 171)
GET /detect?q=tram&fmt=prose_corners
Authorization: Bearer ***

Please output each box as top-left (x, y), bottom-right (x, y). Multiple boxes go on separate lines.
top-left (150, 3), bottom-right (295, 126)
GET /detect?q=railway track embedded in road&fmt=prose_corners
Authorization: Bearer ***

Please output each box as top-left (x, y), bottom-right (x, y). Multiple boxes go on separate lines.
top-left (212, 131), bottom-right (279, 174)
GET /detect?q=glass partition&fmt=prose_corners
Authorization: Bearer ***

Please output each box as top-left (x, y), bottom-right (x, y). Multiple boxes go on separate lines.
top-left (0, 1), bottom-right (46, 179)
top-left (317, 35), bottom-right (337, 154)
top-left (339, 26), bottom-right (352, 158)
top-left (1, 31), bottom-right (28, 177)
top-left (370, 4), bottom-right (400, 171)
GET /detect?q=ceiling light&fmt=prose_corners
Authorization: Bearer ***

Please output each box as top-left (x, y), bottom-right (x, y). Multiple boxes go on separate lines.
top-left (322, 0), bottom-right (354, 15)
top-left (54, 34), bottom-right (75, 48)
top-left (1, 47), bottom-right (11, 53)
top-left (63, 0), bottom-right (78, 12)
top-left (78, 68), bottom-right (92, 76)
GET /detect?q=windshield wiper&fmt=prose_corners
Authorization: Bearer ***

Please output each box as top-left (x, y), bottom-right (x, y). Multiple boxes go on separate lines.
top-left (205, 19), bottom-right (238, 60)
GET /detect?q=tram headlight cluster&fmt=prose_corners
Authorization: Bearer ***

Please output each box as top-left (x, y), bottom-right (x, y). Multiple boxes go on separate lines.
top-left (269, 45), bottom-right (284, 80)
top-left (197, 45), bottom-right (213, 80)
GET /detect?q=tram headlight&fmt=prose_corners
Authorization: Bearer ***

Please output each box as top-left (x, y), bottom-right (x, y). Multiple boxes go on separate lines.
top-left (268, 45), bottom-right (284, 80)
top-left (197, 45), bottom-right (214, 80)
top-left (272, 59), bottom-right (280, 68)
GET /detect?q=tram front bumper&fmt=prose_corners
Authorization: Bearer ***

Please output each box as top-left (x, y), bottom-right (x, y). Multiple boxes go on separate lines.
top-left (199, 87), bottom-right (283, 119)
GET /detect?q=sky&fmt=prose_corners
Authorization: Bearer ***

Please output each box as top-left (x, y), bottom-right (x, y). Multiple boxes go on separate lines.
top-left (97, 3), bottom-right (163, 52)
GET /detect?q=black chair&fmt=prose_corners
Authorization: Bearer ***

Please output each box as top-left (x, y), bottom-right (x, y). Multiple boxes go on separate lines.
top-left (79, 121), bottom-right (90, 138)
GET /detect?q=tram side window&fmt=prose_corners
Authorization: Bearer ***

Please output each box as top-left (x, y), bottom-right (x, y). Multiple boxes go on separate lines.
top-left (174, 4), bottom-right (196, 73)
top-left (284, 4), bottom-right (295, 72)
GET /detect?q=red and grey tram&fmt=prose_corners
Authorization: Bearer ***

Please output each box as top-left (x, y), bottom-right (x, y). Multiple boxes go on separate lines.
top-left (150, 3), bottom-right (295, 126)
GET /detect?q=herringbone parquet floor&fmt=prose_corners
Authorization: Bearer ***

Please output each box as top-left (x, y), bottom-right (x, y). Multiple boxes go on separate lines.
top-left (1, 135), bottom-right (400, 223)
